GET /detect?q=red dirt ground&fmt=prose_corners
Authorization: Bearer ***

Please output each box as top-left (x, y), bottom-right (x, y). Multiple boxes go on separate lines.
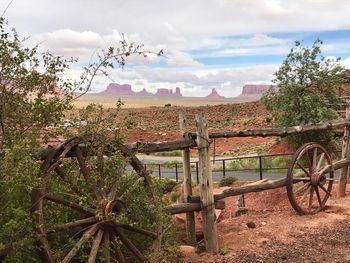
top-left (115, 101), bottom-right (291, 156)
top-left (178, 183), bottom-right (350, 263)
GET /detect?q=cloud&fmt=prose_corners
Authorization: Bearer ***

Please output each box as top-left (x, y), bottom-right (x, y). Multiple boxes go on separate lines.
top-left (340, 57), bottom-right (350, 69)
top-left (166, 50), bottom-right (203, 67)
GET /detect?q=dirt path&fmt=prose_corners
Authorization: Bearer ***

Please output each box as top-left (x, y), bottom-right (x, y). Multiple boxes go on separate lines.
top-left (181, 186), bottom-right (350, 263)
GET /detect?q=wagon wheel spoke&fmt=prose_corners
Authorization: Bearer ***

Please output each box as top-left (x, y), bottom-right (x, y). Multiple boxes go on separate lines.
top-left (54, 167), bottom-right (95, 206)
top-left (114, 226), bottom-right (146, 263)
top-left (88, 229), bottom-right (104, 263)
top-left (119, 224), bottom-right (157, 239)
top-left (102, 232), bottom-right (111, 263)
top-left (299, 184), bottom-right (311, 205)
top-left (75, 146), bottom-right (102, 201)
top-left (62, 224), bottom-right (98, 263)
top-left (314, 186), bottom-right (323, 207)
top-left (44, 192), bottom-right (95, 215)
top-left (296, 162), bottom-right (311, 177)
top-left (312, 148), bottom-right (317, 172)
top-left (47, 217), bottom-right (97, 234)
top-left (319, 164), bottom-right (332, 176)
top-left (316, 153), bottom-right (325, 171)
top-left (308, 186), bottom-right (314, 209)
top-left (111, 236), bottom-right (126, 263)
top-left (319, 183), bottom-right (332, 196)
top-left (293, 182), bottom-right (310, 195)
top-left (107, 169), bottom-right (126, 202)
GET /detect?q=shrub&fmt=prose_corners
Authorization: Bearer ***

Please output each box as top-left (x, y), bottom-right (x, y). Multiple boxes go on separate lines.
top-left (159, 178), bottom-right (178, 194)
top-left (262, 39), bottom-right (345, 149)
top-left (170, 191), bottom-right (181, 203)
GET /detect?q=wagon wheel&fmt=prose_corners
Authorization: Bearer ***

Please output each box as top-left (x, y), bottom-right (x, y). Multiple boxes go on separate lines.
top-left (286, 143), bottom-right (334, 215)
top-left (31, 137), bottom-right (159, 262)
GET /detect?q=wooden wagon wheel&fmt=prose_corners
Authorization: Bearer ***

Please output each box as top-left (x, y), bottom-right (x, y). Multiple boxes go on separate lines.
top-left (286, 143), bottom-right (334, 215)
top-left (31, 137), bottom-right (159, 262)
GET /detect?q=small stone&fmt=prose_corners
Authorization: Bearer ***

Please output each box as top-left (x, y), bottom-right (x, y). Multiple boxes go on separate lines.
top-left (246, 222), bottom-right (256, 229)
top-left (179, 245), bottom-right (196, 256)
top-left (261, 221), bottom-right (267, 226)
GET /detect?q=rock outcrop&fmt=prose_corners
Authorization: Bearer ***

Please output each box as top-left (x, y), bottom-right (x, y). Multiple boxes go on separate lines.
top-left (97, 83), bottom-right (183, 98)
top-left (241, 84), bottom-right (272, 95)
top-left (206, 88), bottom-right (225, 99)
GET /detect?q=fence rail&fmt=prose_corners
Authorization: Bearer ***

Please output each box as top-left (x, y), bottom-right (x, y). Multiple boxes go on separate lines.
top-left (143, 150), bottom-right (342, 183)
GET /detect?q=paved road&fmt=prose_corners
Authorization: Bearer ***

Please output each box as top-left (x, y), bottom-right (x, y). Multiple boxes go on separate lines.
top-left (135, 154), bottom-right (341, 182)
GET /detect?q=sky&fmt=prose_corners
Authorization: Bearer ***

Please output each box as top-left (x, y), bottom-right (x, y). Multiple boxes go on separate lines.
top-left (2, 0), bottom-right (350, 97)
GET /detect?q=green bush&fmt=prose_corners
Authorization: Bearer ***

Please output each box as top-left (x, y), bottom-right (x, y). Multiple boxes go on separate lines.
top-left (159, 178), bottom-right (178, 194)
top-left (170, 191), bottom-right (181, 203)
top-left (262, 39), bottom-right (345, 149)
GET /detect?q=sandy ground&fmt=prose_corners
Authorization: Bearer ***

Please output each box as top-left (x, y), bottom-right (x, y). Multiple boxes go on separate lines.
top-left (178, 183), bottom-right (350, 263)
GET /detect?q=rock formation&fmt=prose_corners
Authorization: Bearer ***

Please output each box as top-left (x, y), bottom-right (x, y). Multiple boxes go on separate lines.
top-left (97, 83), bottom-right (183, 98)
top-left (206, 88), bottom-right (225, 99)
top-left (241, 84), bottom-right (272, 95)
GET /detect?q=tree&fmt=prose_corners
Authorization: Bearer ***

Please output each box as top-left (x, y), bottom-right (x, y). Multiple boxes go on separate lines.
top-left (262, 39), bottom-right (346, 148)
top-left (0, 17), bottom-right (162, 150)
top-left (0, 18), bottom-right (175, 262)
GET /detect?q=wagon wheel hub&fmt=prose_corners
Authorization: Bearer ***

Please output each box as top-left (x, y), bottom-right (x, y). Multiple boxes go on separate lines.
top-left (102, 199), bottom-right (125, 221)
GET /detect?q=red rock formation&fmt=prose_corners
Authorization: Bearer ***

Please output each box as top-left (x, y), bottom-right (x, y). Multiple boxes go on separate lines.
top-left (241, 84), bottom-right (272, 95)
top-left (156, 88), bottom-right (172, 97)
top-left (174, 87), bottom-right (182, 97)
top-left (98, 83), bottom-right (134, 96)
top-left (206, 88), bottom-right (225, 99)
top-left (96, 83), bottom-right (183, 98)
top-left (136, 88), bottom-right (153, 97)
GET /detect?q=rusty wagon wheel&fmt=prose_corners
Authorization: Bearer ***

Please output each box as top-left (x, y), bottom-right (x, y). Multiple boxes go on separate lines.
top-left (286, 143), bottom-right (334, 215)
top-left (31, 137), bottom-right (159, 263)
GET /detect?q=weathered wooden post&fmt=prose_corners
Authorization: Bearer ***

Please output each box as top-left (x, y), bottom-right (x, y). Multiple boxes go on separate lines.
top-left (339, 100), bottom-right (350, 197)
top-left (195, 113), bottom-right (218, 253)
top-left (179, 112), bottom-right (196, 245)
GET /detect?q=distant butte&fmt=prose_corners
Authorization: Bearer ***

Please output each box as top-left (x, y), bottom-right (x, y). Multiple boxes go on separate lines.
top-left (241, 84), bottom-right (272, 95)
top-left (97, 83), bottom-right (184, 98)
top-left (205, 88), bottom-right (225, 99)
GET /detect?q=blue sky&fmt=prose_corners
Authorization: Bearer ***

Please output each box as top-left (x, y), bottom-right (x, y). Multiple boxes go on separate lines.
top-left (2, 0), bottom-right (350, 97)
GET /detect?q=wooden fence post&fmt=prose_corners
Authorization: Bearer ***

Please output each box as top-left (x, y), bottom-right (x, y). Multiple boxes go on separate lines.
top-left (179, 112), bottom-right (196, 245)
top-left (195, 113), bottom-right (218, 253)
top-left (339, 100), bottom-right (350, 197)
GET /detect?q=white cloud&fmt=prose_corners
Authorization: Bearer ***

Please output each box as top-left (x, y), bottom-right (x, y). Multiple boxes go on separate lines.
top-left (166, 50), bottom-right (203, 67)
top-left (340, 57), bottom-right (350, 69)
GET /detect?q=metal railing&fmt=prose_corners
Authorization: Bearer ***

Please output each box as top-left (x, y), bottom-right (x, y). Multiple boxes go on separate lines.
top-left (143, 150), bottom-right (342, 183)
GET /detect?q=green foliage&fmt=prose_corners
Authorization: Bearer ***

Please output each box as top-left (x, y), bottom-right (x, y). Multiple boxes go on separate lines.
top-left (163, 160), bottom-right (181, 168)
top-left (0, 17), bottom-right (74, 149)
top-left (170, 191), bottom-right (181, 203)
top-left (158, 177), bottom-right (178, 194)
top-left (228, 155), bottom-right (292, 173)
top-left (219, 177), bottom-right (237, 187)
top-left (218, 247), bottom-right (230, 255)
top-left (262, 39), bottom-right (346, 149)
top-left (0, 18), bottom-right (172, 262)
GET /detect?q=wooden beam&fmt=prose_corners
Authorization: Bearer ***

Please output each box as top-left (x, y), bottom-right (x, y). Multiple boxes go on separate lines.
top-left (204, 118), bottom-right (350, 138)
top-left (164, 200), bottom-right (225, 214)
top-left (339, 101), bottom-right (350, 197)
top-left (179, 112), bottom-right (196, 245)
top-left (196, 113), bottom-right (218, 253)
top-left (188, 178), bottom-right (288, 202)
